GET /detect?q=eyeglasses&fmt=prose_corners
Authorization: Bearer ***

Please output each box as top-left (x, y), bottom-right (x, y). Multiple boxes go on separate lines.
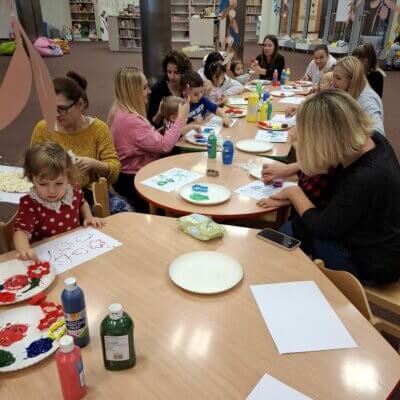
top-left (57, 100), bottom-right (77, 116)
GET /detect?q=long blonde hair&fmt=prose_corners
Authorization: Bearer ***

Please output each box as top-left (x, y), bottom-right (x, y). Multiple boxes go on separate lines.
top-left (334, 56), bottom-right (367, 99)
top-left (296, 90), bottom-right (372, 175)
top-left (108, 66), bottom-right (147, 125)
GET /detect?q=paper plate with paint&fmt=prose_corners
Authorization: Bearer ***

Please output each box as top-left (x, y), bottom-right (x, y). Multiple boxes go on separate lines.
top-left (258, 120), bottom-right (290, 131)
top-left (179, 183), bottom-right (231, 205)
top-left (0, 259), bottom-right (56, 305)
top-left (169, 251), bottom-right (243, 294)
top-left (0, 303), bottom-right (64, 372)
top-left (185, 129), bottom-right (222, 147)
top-left (236, 140), bottom-right (273, 153)
top-left (270, 90), bottom-right (294, 98)
top-left (249, 165), bottom-right (263, 180)
top-left (224, 107), bottom-right (247, 118)
top-left (249, 79), bottom-right (271, 85)
top-left (295, 80), bottom-right (313, 87)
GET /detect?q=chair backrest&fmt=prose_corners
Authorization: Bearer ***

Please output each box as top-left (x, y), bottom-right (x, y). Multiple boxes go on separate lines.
top-left (314, 259), bottom-right (374, 322)
top-left (0, 212), bottom-right (17, 254)
top-left (92, 177), bottom-right (110, 218)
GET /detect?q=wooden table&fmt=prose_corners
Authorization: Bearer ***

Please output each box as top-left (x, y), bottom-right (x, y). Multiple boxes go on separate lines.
top-left (134, 151), bottom-right (285, 220)
top-left (2, 213), bottom-right (400, 399)
top-left (175, 83), bottom-right (308, 160)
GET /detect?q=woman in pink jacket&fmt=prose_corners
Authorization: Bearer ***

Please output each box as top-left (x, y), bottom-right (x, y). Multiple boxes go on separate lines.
top-left (109, 66), bottom-right (189, 212)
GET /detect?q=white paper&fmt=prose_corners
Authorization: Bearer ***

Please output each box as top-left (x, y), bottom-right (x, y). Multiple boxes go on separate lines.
top-left (271, 114), bottom-right (296, 125)
top-left (255, 130), bottom-right (288, 143)
top-left (247, 373), bottom-right (313, 400)
top-left (281, 85), bottom-right (303, 92)
top-left (250, 281), bottom-right (357, 354)
top-left (206, 116), bottom-right (237, 128)
top-left (235, 180), bottom-right (297, 201)
top-left (0, 165), bottom-right (27, 204)
top-left (140, 168), bottom-right (203, 193)
top-left (278, 96), bottom-right (305, 105)
top-left (227, 97), bottom-right (248, 106)
top-left (35, 227), bottom-right (122, 275)
top-left (336, 0), bottom-right (350, 22)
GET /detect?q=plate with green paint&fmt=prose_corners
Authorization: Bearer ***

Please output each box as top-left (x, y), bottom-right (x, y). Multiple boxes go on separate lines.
top-left (179, 183), bottom-right (231, 205)
top-left (0, 259), bottom-right (56, 305)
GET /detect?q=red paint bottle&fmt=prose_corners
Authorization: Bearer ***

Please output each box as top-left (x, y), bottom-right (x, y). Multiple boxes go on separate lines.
top-left (56, 335), bottom-right (86, 400)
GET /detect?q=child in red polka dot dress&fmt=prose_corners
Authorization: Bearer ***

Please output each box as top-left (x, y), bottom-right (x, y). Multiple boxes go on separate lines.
top-left (13, 142), bottom-right (106, 261)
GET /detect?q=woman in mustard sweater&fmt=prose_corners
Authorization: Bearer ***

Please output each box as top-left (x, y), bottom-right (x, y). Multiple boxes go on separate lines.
top-left (31, 71), bottom-right (120, 190)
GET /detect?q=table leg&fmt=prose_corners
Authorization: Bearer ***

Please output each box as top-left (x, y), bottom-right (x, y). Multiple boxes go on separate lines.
top-left (149, 203), bottom-right (158, 215)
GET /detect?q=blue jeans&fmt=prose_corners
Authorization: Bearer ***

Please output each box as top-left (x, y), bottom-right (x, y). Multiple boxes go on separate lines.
top-left (280, 221), bottom-right (357, 275)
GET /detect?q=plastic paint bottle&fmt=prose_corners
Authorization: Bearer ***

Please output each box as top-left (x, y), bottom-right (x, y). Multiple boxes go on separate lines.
top-left (281, 69), bottom-right (286, 85)
top-left (61, 277), bottom-right (90, 348)
top-left (207, 132), bottom-right (217, 159)
top-left (272, 69), bottom-right (279, 86)
top-left (286, 68), bottom-right (291, 83)
top-left (101, 304), bottom-right (136, 371)
top-left (222, 136), bottom-right (234, 165)
top-left (256, 81), bottom-right (263, 99)
top-left (247, 93), bottom-right (259, 122)
top-left (56, 335), bottom-right (86, 400)
top-left (258, 102), bottom-right (267, 122)
top-left (266, 99), bottom-right (273, 120)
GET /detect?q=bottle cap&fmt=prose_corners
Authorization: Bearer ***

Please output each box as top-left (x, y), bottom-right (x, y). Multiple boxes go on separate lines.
top-left (109, 303), bottom-right (123, 320)
top-left (64, 277), bottom-right (77, 291)
top-left (263, 92), bottom-right (270, 101)
top-left (59, 335), bottom-right (74, 353)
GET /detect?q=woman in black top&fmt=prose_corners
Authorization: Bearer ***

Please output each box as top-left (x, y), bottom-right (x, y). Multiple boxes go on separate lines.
top-left (147, 51), bottom-right (192, 128)
top-left (251, 34), bottom-right (285, 81)
top-left (352, 43), bottom-right (385, 98)
top-left (257, 90), bottom-right (400, 286)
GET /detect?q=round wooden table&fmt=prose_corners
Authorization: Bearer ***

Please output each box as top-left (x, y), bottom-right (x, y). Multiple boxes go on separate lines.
top-left (134, 152), bottom-right (284, 220)
top-left (175, 83), bottom-right (308, 160)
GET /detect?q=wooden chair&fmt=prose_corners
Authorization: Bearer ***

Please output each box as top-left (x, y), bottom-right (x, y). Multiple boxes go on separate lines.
top-left (364, 284), bottom-right (400, 316)
top-left (314, 259), bottom-right (400, 351)
top-left (92, 177), bottom-right (110, 218)
top-left (0, 212), bottom-right (17, 254)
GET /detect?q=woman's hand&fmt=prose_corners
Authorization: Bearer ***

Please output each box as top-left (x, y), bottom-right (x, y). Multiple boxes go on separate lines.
top-left (252, 65), bottom-right (264, 76)
top-left (257, 197), bottom-right (291, 209)
top-left (75, 156), bottom-right (97, 173)
top-left (83, 216), bottom-right (107, 229)
top-left (177, 95), bottom-right (190, 123)
top-left (285, 107), bottom-right (297, 118)
top-left (262, 163), bottom-right (293, 183)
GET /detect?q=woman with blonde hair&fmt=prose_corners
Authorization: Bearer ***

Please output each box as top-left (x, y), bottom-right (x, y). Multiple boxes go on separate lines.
top-left (109, 66), bottom-right (189, 212)
top-left (332, 56), bottom-right (384, 135)
top-left (258, 90), bottom-right (400, 286)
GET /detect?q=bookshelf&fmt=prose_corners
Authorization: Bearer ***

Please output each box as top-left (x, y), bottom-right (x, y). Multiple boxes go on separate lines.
top-left (69, 0), bottom-right (97, 41)
top-left (108, 15), bottom-right (141, 52)
top-left (245, 0), bottom-right (261, 42)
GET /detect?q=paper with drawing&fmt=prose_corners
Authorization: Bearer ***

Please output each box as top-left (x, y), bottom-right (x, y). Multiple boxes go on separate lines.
top-left (235, 180), bottom-right (297, 201)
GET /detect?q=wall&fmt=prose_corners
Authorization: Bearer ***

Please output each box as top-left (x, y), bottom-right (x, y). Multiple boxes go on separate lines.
top-left (259, 0), bottom-right (280, 43)
top-left (40, 0), bottom-right (71, 32)
top-left (0, 0), bottom-right (17, 38)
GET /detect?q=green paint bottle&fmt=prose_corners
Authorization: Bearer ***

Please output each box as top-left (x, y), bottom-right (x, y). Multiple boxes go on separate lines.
top-left (207, 133), bottom-right (217, 159)
top-left (100, 304), bottom-right (135, 371)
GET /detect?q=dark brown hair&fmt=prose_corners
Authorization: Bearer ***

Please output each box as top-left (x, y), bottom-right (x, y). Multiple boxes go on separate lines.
top-left (180, 71), bottom-right (204, 91)
top-left (24, 142), bottom-right (76, 183)
top-left (231, 60), bottom-right (244, 76)
top-left (204, 62), bottom-right (226, 81)
top-left (260, 34), bottom-right (279, 68)
top-left (352, 43), bottom-right (378, 73)
top-left (313, 44), bottom-right (329, 55)
top-left (53, 71), bottom-right (89, 109)
top-left (162, 51), bottom-right (192, 76)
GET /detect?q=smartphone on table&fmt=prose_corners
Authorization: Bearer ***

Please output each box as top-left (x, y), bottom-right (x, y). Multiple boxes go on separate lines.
top-left (256, 228), bottom-right (301, 251)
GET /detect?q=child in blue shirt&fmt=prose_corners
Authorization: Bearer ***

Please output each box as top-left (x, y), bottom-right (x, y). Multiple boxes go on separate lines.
top-left (181, 71), bottom-right (230, 126)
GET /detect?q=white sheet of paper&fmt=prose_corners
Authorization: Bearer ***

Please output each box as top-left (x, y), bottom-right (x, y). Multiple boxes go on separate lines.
top-left (279, 96), bottom-right (305, 105)
top-left (206, 116), bottom-right (237, 128)
top-left (140, 168), bottom-right (203, 193)
top-left (281, 85), bottom-right (303, 92)
top-left (35, 227), bottom-right (122, 275)
top-left (255, 130), bottom-right (288, 143)
top-left (247, 373), bottom-right (313, 400)
top-left (228, 97), bottom-right (248, 106)
top-left (0, 165), bottom-right (27, 204)
top-left (271, 114), bottom-right (296, 125)
top-left (250, 281), bottom-right (357, 354)
top-left (235, 180), bottom-right (296, 201)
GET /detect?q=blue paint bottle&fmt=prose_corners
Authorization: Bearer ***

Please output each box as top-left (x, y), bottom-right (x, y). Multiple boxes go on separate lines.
top-left (61, 277), bottom-right (90, 348)
top-left (222, 136), bottom-right (234, 165)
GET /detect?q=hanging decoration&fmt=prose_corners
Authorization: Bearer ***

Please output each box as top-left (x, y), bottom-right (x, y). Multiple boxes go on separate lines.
top-left (0, 0), bottom-right (56, 131)
top-left (219, 0), bottom-right (239, 46)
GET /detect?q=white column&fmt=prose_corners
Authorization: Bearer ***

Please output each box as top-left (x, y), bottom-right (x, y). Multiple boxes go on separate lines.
top-left (259, 0), bottom-right (280, 44)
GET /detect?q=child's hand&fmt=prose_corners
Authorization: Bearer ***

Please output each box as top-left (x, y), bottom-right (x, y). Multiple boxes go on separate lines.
top-left (285, 107), bottom-right (297, 118)
top-left (83, 217), bottom-right (107, 229)
top-left (219, 96), bottom-right (227, 106)
top-left (222, 116), bottom-right (231, 127)
top-left (18, 249), bottom-right (38, 262)
top-left (192, 124), bottom-right (202, 132)
top-left (177, 95), bottom-right (190, 122)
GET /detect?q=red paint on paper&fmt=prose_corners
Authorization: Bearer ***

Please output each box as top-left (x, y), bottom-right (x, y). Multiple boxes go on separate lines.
top-left (0, 323), bottom-right (29, 346)
top-left (0, 292), bottom-right (16, 303)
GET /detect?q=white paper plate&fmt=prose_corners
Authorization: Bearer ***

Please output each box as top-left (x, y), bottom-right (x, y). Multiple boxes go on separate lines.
top-left (249, 79), bottom-right (271, 85)
top-left (185, 131), bottom-right (223, 147)
top-left (0, 259), bottom-right (56, 305)
top-left (295, 80), bottom-right (313, 87)
top-left (0, 304), bottom-right (62, 372)
top-left (271, 90), bottom-right (294, 97)
top-left (236, 140), bottom-right (273, 153)
top-left (224, 108), bottom-right (247, 118)
top-left (227, 97), bottom-right (248, 106)
top-left (179, 183), bottom-right (231, 205)
top-left (169, 251), bottom-right (243, 294)
top-left (249, 165), bottom-right (262, 180)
